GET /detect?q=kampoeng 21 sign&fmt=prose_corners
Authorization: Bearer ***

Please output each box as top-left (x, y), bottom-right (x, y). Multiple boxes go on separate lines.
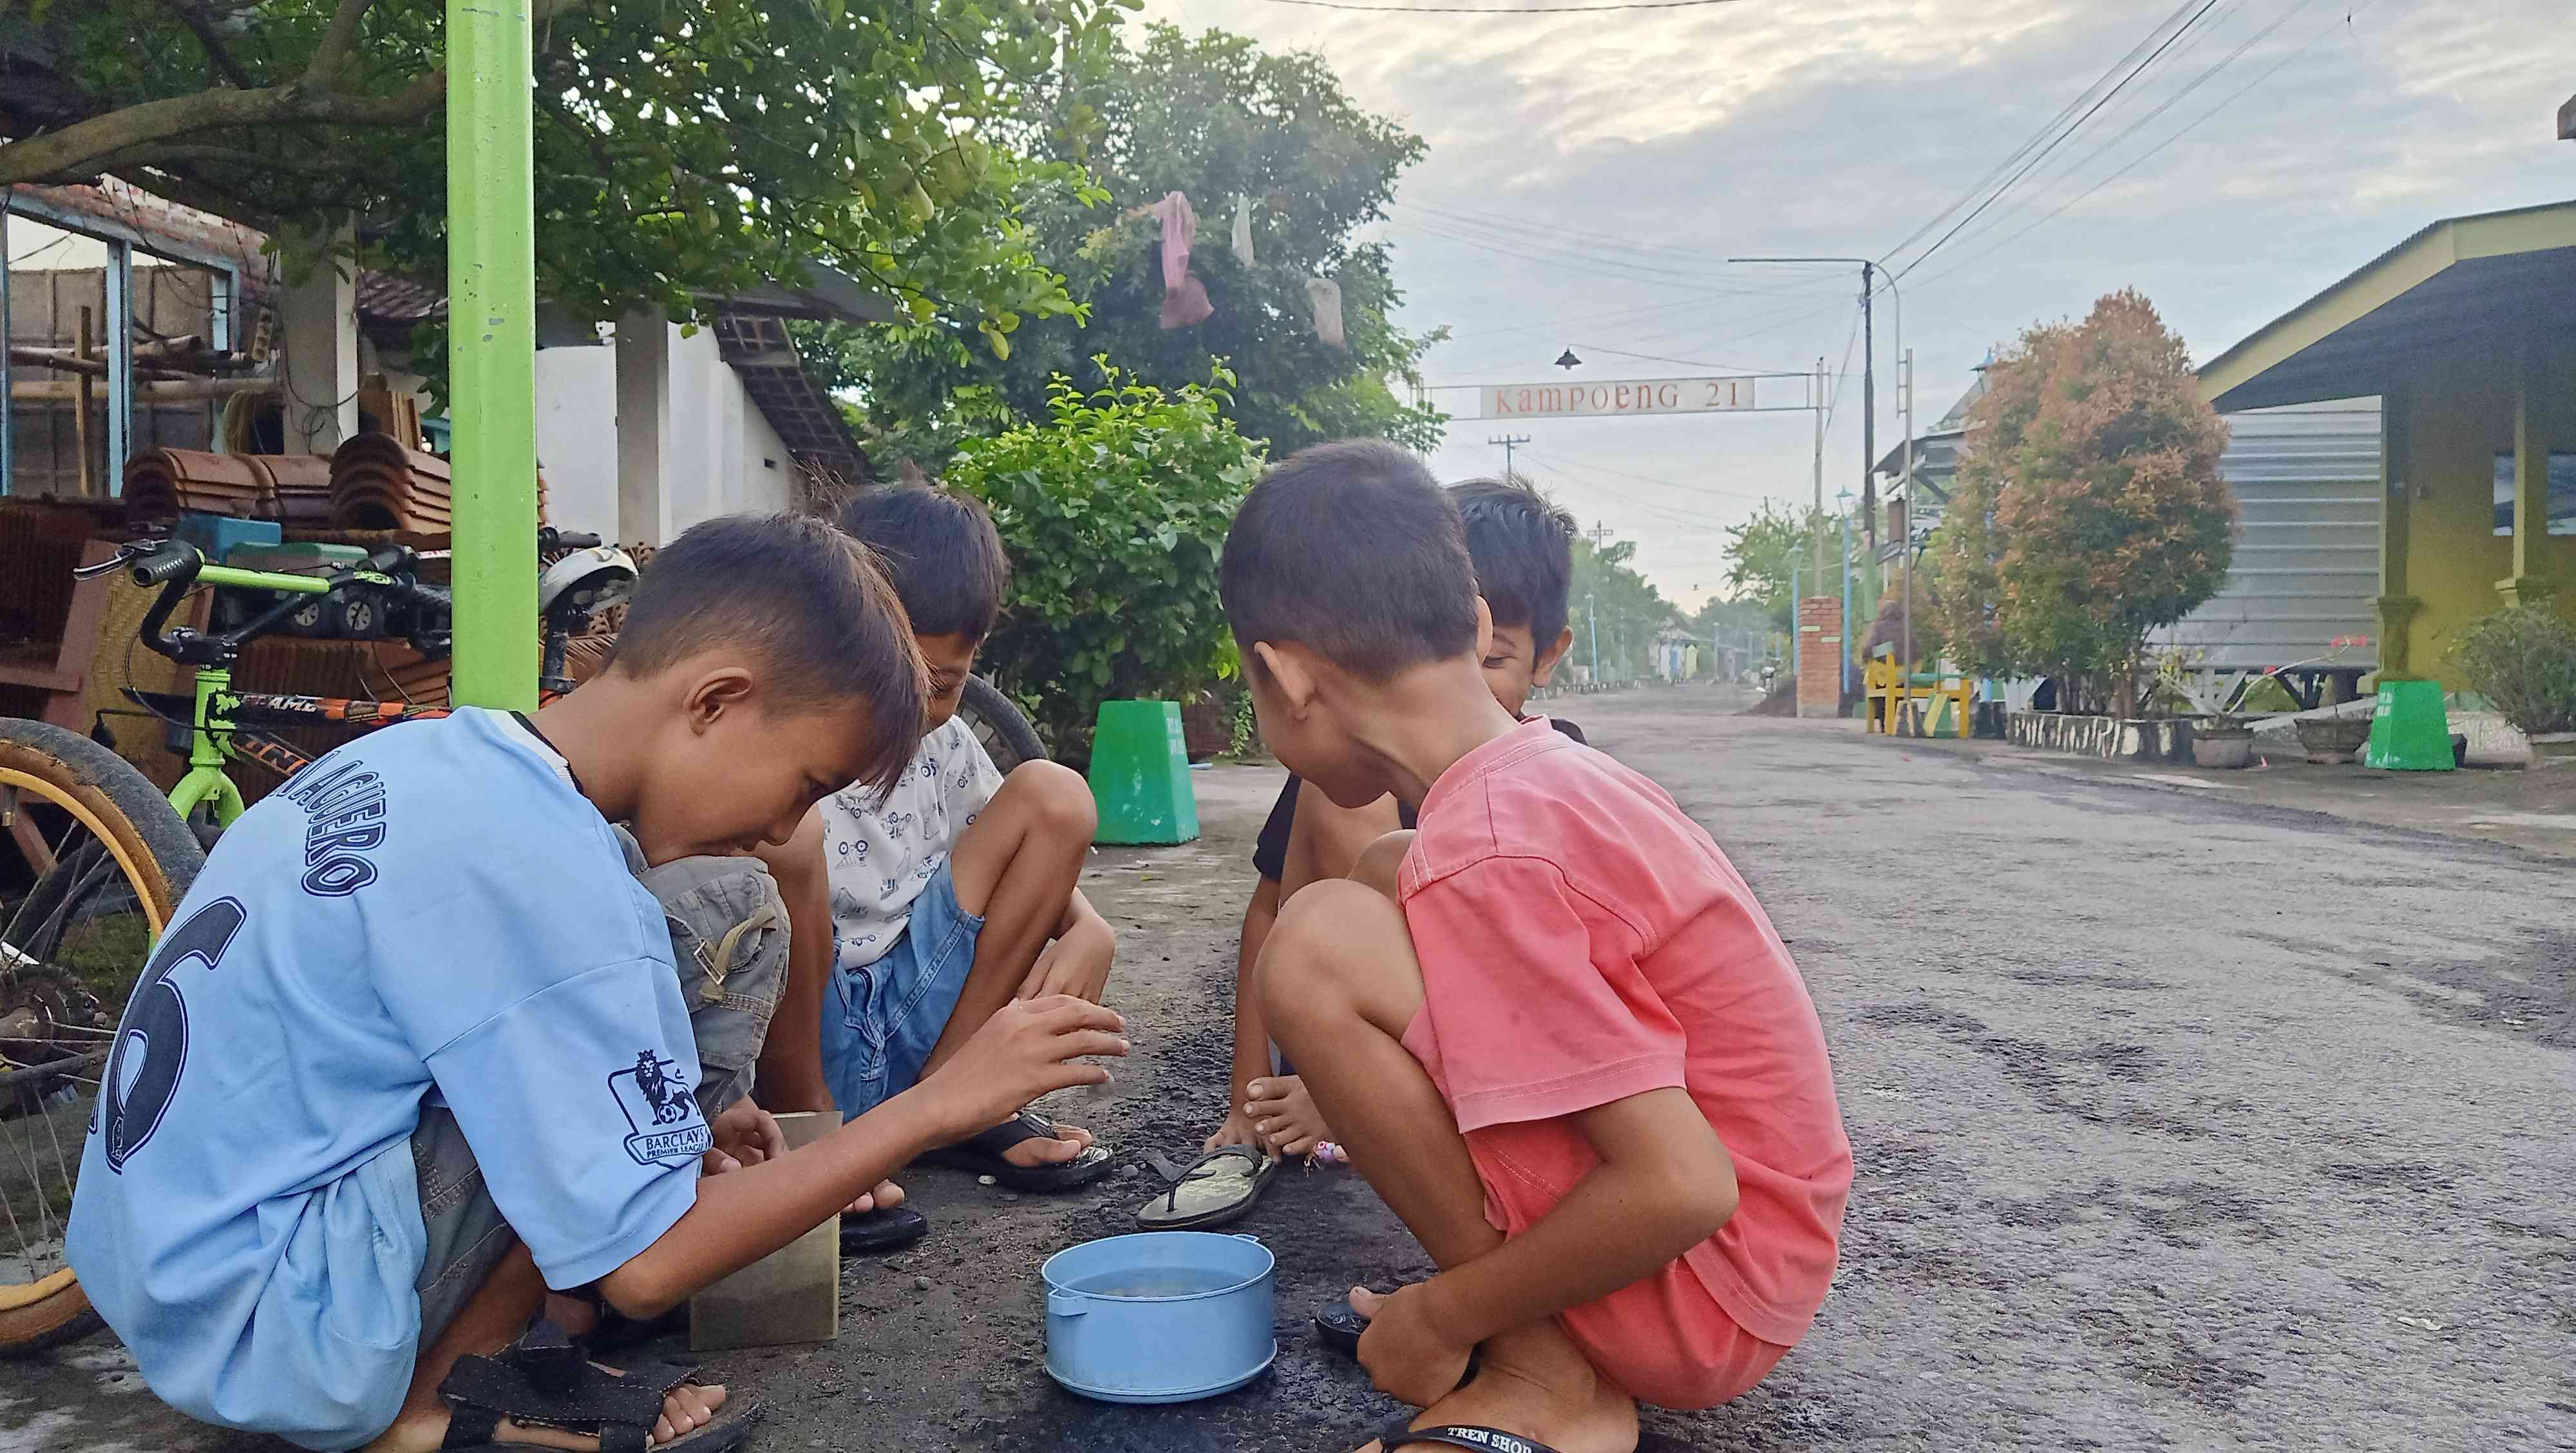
top-left (1482, 376), bottom-right (1756, 420)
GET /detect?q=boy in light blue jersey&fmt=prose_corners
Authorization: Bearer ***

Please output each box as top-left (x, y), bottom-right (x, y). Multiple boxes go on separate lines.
top-left (67, 515), bottom-right (1130, 1453)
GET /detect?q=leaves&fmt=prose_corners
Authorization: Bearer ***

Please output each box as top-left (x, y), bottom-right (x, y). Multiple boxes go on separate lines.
top-left (6, 0), bottom-right (1124, 399)
top-left (943, 361), bottom-right (1262, 760)
top-left (2449, 605), bottom-right (2576, 737)
top-left (1928, 289), bottom-right (2233, 704)
top-left (798, 20), bottom-right (1446, 473)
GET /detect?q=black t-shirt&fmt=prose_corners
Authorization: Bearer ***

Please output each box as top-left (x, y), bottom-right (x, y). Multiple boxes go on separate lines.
top-left (1251, 716), bottom-right (1588, 882)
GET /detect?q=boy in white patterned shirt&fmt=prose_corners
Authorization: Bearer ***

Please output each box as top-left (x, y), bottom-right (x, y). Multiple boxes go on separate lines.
top-left (762, 486), bottom-right (1117, 1237)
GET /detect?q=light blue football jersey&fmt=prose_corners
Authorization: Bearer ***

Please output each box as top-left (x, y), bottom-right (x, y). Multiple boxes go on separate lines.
top-left (67, 708), bottom-right (708, 1450)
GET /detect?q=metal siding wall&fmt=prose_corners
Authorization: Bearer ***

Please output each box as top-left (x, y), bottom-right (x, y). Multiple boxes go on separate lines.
top-left (2155, 397), bottom-right (2383, 670)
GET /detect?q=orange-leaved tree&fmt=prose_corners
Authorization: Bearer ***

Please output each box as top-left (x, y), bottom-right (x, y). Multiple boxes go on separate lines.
top-left (1931, 289), bottom-right (2233, 715)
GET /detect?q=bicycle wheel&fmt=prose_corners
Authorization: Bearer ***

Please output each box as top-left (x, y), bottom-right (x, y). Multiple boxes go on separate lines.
top-left (0, 717), bottom-right (203, 1356)
top-left (959, 676), bottom-right (1048, 774)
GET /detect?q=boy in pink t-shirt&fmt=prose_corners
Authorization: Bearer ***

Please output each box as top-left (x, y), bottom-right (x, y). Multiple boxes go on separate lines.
top-left (1220, 442), bottom-right (1852, 1453)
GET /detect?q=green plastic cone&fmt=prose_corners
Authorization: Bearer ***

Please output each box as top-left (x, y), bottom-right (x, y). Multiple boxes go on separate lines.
top-left (2362, 679), bottom-right (2454, 772)
top-left (1088, 700), bottom-right (1201, 844)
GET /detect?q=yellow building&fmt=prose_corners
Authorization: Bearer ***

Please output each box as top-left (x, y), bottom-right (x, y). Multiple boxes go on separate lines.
top-left (2197, 199), bottom-right (2576, 690)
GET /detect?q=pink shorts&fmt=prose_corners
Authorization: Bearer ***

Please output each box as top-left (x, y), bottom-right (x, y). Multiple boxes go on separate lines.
top-left (1466, 1121), bottom-right (1790, 1409)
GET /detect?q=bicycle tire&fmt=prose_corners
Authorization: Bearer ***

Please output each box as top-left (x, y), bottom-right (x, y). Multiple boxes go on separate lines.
top-left (0, 717), bottom-right (204, 1356)
top-left (958, 676), bottom-right (1047, 775)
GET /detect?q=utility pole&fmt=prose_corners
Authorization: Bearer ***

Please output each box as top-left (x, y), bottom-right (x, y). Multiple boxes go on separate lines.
top-left (1810, 359), bottom-right (1826, 585)
top-left (1488, 434), bottom-right (1531, 478)
top-left (1585, 518), bottom-right (1615, 553)
top-left (1900, 347), bottom-right (1916, 685)
top-left (1586, 591), bottom-right (1600, 685)
top-left (1733, 254), bottom-right (1899, 553)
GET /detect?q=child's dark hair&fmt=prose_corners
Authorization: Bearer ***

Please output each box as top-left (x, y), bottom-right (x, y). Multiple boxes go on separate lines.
top-left (605, 513), bottom-right (926, 797)
top-left (834, 484), bottom-right (1009, 641)
top-left (1451, 476), bottom-right (1577, 648)
top-left (1220, 440), bottom-right (1479, 681)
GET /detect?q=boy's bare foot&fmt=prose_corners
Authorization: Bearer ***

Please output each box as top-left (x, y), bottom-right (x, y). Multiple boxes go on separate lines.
top-left (363, 1369), bottom-right (728, 1452)
top-left (1245, 1075), bottom-right (1335, 1158)
top-left (1347, 1295), bottom-right (1636, 1453)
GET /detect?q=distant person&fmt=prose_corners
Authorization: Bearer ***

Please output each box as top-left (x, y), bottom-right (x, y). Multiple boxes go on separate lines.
top-left (68, 515), bottom-right (1125, 1453)
top-left (1220, 442), bottom-right (1852, 1453)
top-left (1162, 478), bottom-right (1586, 1232)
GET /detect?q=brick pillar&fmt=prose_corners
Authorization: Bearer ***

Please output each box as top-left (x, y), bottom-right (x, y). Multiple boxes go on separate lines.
top-left (1797, 596), bottom-right (1842, 719)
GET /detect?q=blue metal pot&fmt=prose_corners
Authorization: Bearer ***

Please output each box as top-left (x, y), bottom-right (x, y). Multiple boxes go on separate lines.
top-left (1041, 1231), bottom-right (1276, 1404)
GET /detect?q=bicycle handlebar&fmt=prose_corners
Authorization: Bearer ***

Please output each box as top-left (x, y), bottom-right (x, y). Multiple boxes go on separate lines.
top-left (130, 542), bottom-right (203, 587)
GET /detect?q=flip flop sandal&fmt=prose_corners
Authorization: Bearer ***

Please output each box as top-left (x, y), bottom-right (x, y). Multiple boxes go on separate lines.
top-left (1372, 1418), bottom-right (1565, 1453)
top-left (915, 1108), bottom-right (1113, 1193)
top-left (840, 1205), bottom-right (931, 1256)
top-left (437, 1322), bottom-right (762, 1452)
top-left (1316, 1295), bottom-right (1479, 1383)
top-left (1135, 1144), bottom-right (1278, 1231)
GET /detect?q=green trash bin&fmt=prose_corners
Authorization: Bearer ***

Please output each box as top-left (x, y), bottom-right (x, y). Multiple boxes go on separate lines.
top-left (2362, 679), bottom-right (2454, 772)
top-left (1088, 699), bottom-right (1201, 844)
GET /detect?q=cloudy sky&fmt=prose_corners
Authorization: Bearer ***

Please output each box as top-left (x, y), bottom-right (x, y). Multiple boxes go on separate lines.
top-left (1135, 0), bottom-right (2571, 608)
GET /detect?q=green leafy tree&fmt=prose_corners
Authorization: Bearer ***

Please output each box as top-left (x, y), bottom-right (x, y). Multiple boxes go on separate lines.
top-left (807, 22), bottom-right (1444, 467)
top-left (1931, 289), bottom-right (2233, 712)
top-left (1720, 498), bottom-right (1828, 631)
top-left (1567, 535), bottom-right (1672, 684)
top-left (0, 0), bottom-right (1115, 377)
top-left (943, 360), bottom-right (1263, 761)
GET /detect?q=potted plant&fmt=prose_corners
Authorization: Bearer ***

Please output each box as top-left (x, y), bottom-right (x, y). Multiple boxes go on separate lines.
top-left (2155, 650), bottom-right (2255, 769)
top-left (2450, 606), bottom-right (2576, 763)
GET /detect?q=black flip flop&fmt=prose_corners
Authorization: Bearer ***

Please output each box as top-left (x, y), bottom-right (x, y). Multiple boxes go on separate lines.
top-left (1318, 1294), bottom-right (1479, 1382)
top-left (840, 1205), bottom-right (930, 1256)
top-left (1314, 1294), bottom-right (1370, 1357)
top-left (1135, 1145), bottom-right (1277, 1231)
top-left (915, 1108), bottom-right (1113, 1192)
top-left (1372, 1417), bottom-right (1565, 1453)
top-left (438, 1320), bottom-right (761, 1452)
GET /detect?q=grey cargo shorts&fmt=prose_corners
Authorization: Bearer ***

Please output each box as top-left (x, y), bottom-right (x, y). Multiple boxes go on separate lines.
top-left (412, 831), bottom-right (790, 1345)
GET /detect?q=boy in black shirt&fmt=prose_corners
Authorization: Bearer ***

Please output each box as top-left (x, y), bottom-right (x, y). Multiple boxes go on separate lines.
top-left (1212, 477), bottom-right (1584, 1161)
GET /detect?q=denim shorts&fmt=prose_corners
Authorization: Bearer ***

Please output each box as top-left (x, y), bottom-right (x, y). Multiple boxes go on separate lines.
top-left (819, 860), bottom-right (985, 1118)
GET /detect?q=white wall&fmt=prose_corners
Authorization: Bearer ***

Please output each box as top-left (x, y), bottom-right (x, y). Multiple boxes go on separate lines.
top-left (533, 321), bottom-right (798, 544)
top-left (534, 345), bottom-right (621, 536)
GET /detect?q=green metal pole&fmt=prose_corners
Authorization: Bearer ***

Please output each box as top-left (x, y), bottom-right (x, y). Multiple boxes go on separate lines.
top-left (446, 0), bottom-right (539, 709)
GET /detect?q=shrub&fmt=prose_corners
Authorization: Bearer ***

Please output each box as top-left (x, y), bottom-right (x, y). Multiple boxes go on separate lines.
top-left (945, 361), bottom-right (1265, 763)
top-left (2450, 606), bottom-right (2576, 737)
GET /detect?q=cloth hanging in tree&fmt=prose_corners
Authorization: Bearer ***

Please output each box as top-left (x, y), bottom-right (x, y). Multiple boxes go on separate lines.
top-left (1305, 276), bottom-right (1345, 348)
top-left (1231, 195), bottom-right (1256, 267)
top-left (1150, 191), bottom-right (1213, 329)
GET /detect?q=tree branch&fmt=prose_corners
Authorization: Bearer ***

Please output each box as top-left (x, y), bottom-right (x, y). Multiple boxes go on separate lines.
top-left (0, 71), bottom-right (445, 188)
top-left (308, 0), bottom-right (377, 84)
top-left (153, 0), bottom-right (260, 91)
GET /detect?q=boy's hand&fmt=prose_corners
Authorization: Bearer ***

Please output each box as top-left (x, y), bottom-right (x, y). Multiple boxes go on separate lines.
top-left (705, 1099), bottom-right (786, 1175)
top-left (1353, 1284), bottom-right (1473, 1409)
top-left (918, 996), bottom-right (1128, 1141)
top-left (1016, 914), bottom-right (1114, 1003)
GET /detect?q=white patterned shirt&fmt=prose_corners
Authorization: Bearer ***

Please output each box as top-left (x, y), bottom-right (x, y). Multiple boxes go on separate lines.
top-left (819, 716), bottom-right (1005, 971)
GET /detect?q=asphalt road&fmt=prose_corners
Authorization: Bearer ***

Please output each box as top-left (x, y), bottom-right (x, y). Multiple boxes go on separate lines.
top-left (12, 686), bottom-right (2572, 1452)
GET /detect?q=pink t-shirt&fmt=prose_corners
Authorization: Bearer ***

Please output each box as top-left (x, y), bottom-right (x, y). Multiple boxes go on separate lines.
top-left (1396, 717), bottom-right (1852, 1345)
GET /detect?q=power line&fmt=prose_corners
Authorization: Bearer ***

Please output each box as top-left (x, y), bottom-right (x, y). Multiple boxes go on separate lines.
top-left (1908, 0), bottom-right (2376, 292)
top-left (1891, 0), bottom-right (2226, 280)
top-left (1873, 0), bottom-right (2213, 264)
top-left (1926, 0), bottom-right (2316, 264)
top-left (1881, 0), bottom-right (2223, 280)
top-left (1242, 0), bottom-right (1745, 12)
